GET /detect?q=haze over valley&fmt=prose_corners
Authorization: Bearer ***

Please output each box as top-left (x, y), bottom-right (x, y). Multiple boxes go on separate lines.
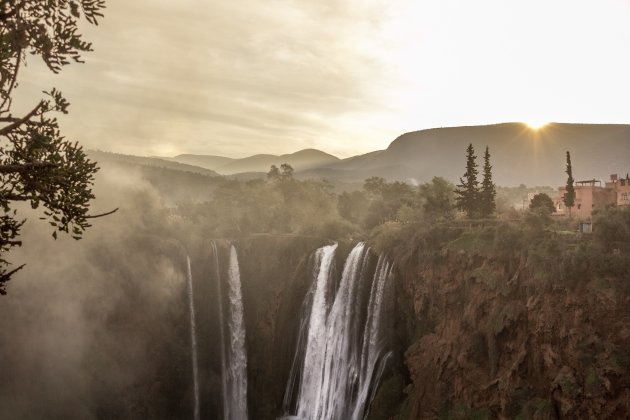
top-left (1, 1), bottom-right (630, 420)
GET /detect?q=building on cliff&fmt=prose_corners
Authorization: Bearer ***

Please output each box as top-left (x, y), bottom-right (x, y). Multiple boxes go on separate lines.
top-left (553, 174), bottom-right (629, 219)
top-left (605, 173), bottom-right (630, 206)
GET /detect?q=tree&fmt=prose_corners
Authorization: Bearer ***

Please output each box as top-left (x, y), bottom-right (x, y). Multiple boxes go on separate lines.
top-left (363, 176), bottom-right (386, 197)
top-left (267, 165), bottom-right (280, 180)
top-left (592, 204), bottom-right (630, 252)
top-left (529, 193), bottom-right (555, 216)
top-left (267, 163), bottom-right (294, 181)
top-left (455, 143), bottom-right (479, 218)
top-left (479, 146), bottom-right (496, 218)
top-left (419, 176), bottom-right (455, 221)
top-left (337, 190), bottom-right (369, 225)
top-left (0, 1), bottom-right (108, 293)
top-left (563, 151), bottom-right (575, 217)
top-left (280, 163), bottom-right (294, 179)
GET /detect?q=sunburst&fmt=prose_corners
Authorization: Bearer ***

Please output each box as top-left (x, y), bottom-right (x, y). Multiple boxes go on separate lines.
top-left (525, 121), bottom-right (547, 130)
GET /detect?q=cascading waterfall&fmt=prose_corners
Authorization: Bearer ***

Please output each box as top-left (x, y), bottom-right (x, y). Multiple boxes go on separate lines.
top-left (225, 245), bottom-right (249, 420)
top-left (211, 241), bottom-right (230, 419)
top-left (185, 256), bottom-right (200, 420)
top-left (213, 242), bottom-right (249, 420)
top-left (281, 242), bottom-right (393, 420)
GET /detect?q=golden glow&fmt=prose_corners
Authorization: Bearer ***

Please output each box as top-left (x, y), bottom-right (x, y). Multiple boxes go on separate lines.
top-left (525, 121), bottom-right (547, 130)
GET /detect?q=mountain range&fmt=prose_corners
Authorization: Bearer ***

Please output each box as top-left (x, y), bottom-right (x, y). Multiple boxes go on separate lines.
top-left (300, 123), bottom-right (630, 186)
top-left (109, 122), bottom-right (630, 187)
top-left (166, 149), bottom-right (339, 175)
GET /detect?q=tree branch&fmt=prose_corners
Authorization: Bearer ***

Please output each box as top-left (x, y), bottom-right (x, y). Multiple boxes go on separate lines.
top-left (0, 53), bottom-right (21, 113)
top-left (0, 264), bottom-right (25, 292)
top-left (0, 240), bottom-right (22, 246)
top-left (0, 161), bottom-right (58, 174)
top-left (85, 208), bottom-right (119, 218)
top-left (1, 193), bottom-right (36, 201)
top-left (0, 101), bottom-right (44, 136)
top-left (0, 1), bottom-right (26, 21)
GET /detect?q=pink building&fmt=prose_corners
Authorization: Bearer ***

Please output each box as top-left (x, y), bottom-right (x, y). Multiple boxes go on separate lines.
top-left (605, 174), bottom-right (630, 207)
top-left (554, 176), bottom-right (621, 219)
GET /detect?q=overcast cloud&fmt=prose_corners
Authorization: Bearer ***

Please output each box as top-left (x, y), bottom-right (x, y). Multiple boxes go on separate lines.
top-left (13, 0), bottom-right (630, 158)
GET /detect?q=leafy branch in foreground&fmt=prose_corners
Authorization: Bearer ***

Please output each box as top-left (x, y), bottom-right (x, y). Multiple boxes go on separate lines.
top-left (0, 0), bottom-right (108, 294)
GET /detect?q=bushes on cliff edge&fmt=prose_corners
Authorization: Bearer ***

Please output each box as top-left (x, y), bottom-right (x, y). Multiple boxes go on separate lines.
top-left (593, 205), bottom-right (630, 252)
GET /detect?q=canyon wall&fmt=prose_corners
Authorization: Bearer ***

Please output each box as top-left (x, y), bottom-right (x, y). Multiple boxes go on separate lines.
top-left (388, 241), bottom-right (630, 419)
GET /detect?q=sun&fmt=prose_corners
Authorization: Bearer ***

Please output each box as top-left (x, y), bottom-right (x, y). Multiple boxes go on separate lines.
top-left (525, 121), bottom-right (547, 130)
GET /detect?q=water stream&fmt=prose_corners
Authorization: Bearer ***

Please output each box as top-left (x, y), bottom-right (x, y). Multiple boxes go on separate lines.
top-left (185, 255), bottom-right (200, 420)
top-left (281, 242), bottom-right (393, 420)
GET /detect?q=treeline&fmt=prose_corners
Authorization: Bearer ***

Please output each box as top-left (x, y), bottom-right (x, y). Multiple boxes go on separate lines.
top-left (166, 142), bottom-right (630, 267)
top-left (174, 143), bottom-right (501, 240)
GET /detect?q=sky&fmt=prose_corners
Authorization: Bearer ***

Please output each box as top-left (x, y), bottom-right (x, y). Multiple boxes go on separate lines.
top-left (14, 0), bottom-right (630, 158)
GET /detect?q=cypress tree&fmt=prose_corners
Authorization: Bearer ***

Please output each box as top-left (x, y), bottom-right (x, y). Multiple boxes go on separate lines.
top-left (479, 146), bottom-right (496, 218)
top-left (563, 151), bottom-right (575, 217)
top-left (455, 143), bottom-right (479, 218)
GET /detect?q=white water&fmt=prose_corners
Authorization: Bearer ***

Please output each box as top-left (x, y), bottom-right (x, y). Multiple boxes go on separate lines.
top-left (185, 256), bottom-right (200, 420)
top-left (282, 243), bottom-right (393, 420)
top-left (224, 245), bottom-right (249, 420)
top-left (211, 241), bottom-right (230, 419)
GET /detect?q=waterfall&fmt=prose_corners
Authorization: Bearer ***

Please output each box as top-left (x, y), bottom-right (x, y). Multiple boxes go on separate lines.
top-left (213, 242), bottom-right (249, 420)
top-left (225, 245), bottom-right (249, 420)
top-left (186, 256), bottom-right (200, 420)
top-left (281, 242), bottom-right (393, 420)
top-left (212, 241), bottom-right (230, 419)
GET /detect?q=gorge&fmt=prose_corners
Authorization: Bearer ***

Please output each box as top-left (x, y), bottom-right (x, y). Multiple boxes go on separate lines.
top-left (0, 162), bottom-right (629, 419)
top-left (182, 229), bottom-right (630, 419)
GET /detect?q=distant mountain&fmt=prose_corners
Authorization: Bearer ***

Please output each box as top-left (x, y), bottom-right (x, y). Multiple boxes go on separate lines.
top-left (300, 123), bottom-right (630, 186)
top-left (170, 148), bottom-right (340, 175)
top-left (87, 150), bottom-right (224, 204)
top-left (88, 150), bottom-right (220, 177)
top-left (168, 154), bottom-right (235, 171)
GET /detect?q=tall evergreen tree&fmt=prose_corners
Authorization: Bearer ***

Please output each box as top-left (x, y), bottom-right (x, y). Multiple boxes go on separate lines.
top-left (479, 146), bottom-right (496, 218)
top-left (455, 143), bottom-right (479, 218)
top-left (563, 151), bottom-right (575, 217)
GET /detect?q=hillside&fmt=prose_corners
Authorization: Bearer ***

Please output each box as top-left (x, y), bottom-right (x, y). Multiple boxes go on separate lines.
top-left (171, 148), bottom-right (340, 175)
top-left (89, 150), bottom-right (220, 178)
top-left (87, 150), bottom-right (223, 204)
top-left (168, 154), bottom-right (235, 171)
top-left (300, 123), bottom-right (630, 186)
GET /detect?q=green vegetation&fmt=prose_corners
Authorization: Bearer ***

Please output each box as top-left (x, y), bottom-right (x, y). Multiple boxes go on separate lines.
top-left (529, 193), bottom-right (555, 216)
top-left (479, 146), bottom-right (496, 218)
top-left (564, 150), bottom-right (575, 216)
top-left (454, 143), bottom-right (496, 219)
top-left (455, 143), bottom-right (480, 218)
top-left (0, 0), bottom-right (107, 292)
top-left (162, 157), bottom-right (630, 290)
top-left (593, 204), bottom-right (630, 252)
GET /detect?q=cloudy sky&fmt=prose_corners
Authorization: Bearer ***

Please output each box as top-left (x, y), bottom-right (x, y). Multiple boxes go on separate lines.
top-left (15, 0), bottom-right (630, 158)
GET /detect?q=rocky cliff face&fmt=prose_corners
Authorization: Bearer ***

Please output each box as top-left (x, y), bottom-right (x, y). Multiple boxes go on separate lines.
top-left (391, 245), bottom-right (630, 419)
top-left (188, 233), bottom-right (630, 420)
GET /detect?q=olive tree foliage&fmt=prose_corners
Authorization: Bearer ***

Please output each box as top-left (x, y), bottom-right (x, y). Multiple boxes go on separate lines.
top-left (529, 193), bottom-right (555, 216)
top-left (419, 176), bottom-right (455, 222)
top-left (0, 0), bottom-right (107, 293)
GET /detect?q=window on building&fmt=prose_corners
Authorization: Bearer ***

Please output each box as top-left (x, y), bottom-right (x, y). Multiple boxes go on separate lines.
top-left (577, 204), bottom-right (581, 209)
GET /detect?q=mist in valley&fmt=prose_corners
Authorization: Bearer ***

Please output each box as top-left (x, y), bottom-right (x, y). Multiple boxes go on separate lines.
top-left (2, 1), bottom-right (630, 419)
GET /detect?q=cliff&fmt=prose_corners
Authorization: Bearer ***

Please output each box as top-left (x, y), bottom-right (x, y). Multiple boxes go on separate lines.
top-left (386, 233), bottom-right (630, 419)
